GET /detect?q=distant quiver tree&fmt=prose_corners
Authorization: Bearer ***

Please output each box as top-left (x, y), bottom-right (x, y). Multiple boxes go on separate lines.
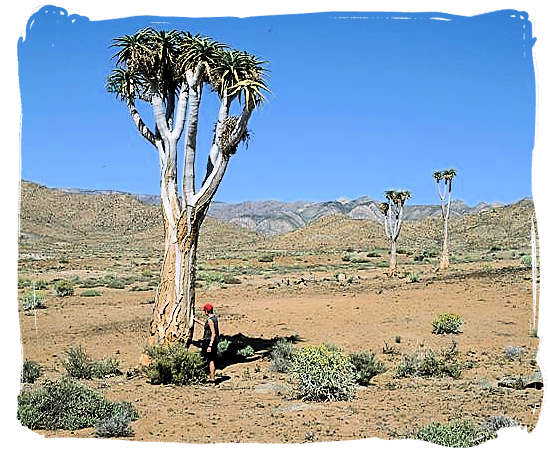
top-left (379, 190), bottom-right (411, 276)
top-left (106, 28), bottom-right (269, 356)
top-left (433, 169), bottom-right (457, 270)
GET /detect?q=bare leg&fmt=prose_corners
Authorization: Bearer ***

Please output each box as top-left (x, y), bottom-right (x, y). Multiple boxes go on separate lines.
top-left (209, 360), bottom-right (215, 381)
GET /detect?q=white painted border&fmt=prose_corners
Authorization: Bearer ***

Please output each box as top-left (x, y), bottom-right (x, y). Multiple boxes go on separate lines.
top-left (3, 1), bottom-right (548, 451)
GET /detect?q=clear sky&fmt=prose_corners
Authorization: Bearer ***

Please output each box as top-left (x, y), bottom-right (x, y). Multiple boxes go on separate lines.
top-left (18, 7), bottom-right (536, 205)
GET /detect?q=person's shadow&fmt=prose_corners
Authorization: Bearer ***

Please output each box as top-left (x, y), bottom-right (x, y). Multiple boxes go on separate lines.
top-left (191, 333), bottom-right (302, 371)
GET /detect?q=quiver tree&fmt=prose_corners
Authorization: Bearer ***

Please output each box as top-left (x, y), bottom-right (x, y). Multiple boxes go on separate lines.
top-left (433, 169), bottom-right (457, 270)
top-left (379, 190), bottom-right (411, 276)
top-left (106, 28), bottom-right (268, 355)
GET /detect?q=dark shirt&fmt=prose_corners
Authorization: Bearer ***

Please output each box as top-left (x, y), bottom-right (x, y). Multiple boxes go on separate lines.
top-left (202, 314), bottom-right (219, 345)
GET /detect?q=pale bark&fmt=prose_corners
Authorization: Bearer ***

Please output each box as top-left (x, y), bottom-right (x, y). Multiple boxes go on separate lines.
top-left (389, 240), bottom-right (397, 276)
top-left (438, 179), bottom-right (453, 271)
top-left (125, 71), bottom-right (253, 356)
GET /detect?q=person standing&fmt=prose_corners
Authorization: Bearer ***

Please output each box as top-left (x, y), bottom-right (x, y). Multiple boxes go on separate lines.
top-left (194, 303), bottom-right (219, 382)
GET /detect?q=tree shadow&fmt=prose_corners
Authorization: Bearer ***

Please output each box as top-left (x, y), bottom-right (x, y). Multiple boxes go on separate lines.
top-left (191, 333), bottom-right (302, 370)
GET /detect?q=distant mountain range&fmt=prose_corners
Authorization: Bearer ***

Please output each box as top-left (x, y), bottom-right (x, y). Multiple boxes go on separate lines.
top-left (53, 182), bottom-right (520, 236)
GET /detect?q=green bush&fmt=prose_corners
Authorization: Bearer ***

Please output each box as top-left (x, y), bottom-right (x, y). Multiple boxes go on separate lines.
top-left (349, 351), bottom-right (387, 386)
top-left (236, 345), bottom-right (254, 358)
top-left (414, 419), bottom-right (494, 447)
top-left (144, 344), bottom-right (206, 385)
top-left (405, 272), bottom-right (420, 283)
top-left (92, 357), bottom-right (121, 378)
top-left (79, 278), bottom-right (103, 288)
top-left (34, 280), bottom-right (48, 290)
top-left (432, 313), bottom-right (463, 334)
top-left (270, 339), bottom-right (294, 373)
top-left (289, 344), bottom-right (356, 401)
top-left (217, 339), bottom-right (231, 359)
top-left (258, 254), bottom-right (274, 263)
top-left (18, 277), bottom-right (31, 289)
top-left (396, 342), bottom-right (462, 379)
top-left (520, 254), bottom-right (532, 267)
top-left (80, 289), bottom-right (101, 297)
top-left (21, 290), bottom-right (46, 311)
top-left (21, 360), bottom-right (42, 383)
top-left (95, 409), bottom-right (134, 437)
top-left (54, 280), bottom-right (74, 297)
top-left (61, 346), bottom-right (120, 379)
top-left (62, 346), bottom-right (95, 379)
top-left (17, 378), bottom-right (137, 430)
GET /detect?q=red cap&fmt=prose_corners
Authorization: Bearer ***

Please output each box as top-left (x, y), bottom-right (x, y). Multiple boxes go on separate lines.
top-left (203, 303), bottom-right (214, 313)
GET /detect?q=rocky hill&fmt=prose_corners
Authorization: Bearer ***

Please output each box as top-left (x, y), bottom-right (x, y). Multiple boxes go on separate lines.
top-left (56, 183), bottom-right (508, 236)
top-left (19, 181), bottom-right (534, 261)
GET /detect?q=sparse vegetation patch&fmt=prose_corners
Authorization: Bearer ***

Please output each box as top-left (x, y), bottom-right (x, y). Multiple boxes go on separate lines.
top-left (432, 313), bottom-right (463, 334)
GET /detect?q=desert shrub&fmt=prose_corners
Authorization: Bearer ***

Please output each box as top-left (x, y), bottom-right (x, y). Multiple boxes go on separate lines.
top-left (482, 415), bottom-right (519, 433)
top-left (80, 289), bottom-right (101, 297)
top-left (92, 357), bottom-right (121, 378)
top-left (129, 285), bottom-right (152, 291)
top-left (270, 339), bottom-right (294, 373)
top-left (236, 345), bottom-right (254, 358)
top-left (396, 342), bottom-right (462, 379)
top-left (432, 313), bottom-right (463, 334)
top-left (414, 249), bottom-right (437, 262)
top-left (367, 252), bottom-right (381, 258)
top-left (18, 277), bottom-right (31, 288)
top-left (21, 290), bottom-right (46, 311)
top-left (62, 346), bottom-right (120, 379)
top-left (221, 274), bottom-right (242, 285)
top-left (54, 280), bottom-right (74, 297)
top-left (103, 278), bottom-right (126, 289)
top-left (289, 344), bottom-right (356, 401)
top-left (33, 280), bottom-right (48, 290)
top-left (79, 278), bottom-right (103, 288)
top-left (342, 252), bottom-right (370, 263)
top-left (414, 419), bottom-right (494, 447)
top-left (144, 344), bottom-right (206, 385)
top-left (95, 409), bottom-right (134, 437)
top-left (503, 346), bottom-right (525, 361)
top-left (17, 378), bottom-right (137, 430)
top-left (258, 254), bottom-right (274, 263)
top-left (349, 351), bottom-right (386, 386)
top-left (520, 254), bottom-right (532, 267)
top-left (62, 346), bottom-right (95, 379)
top-left (21, 360), bottom-right (42, 383)
top-left (405, 271), bottom-right (420, 283)
top-left (217, 339), bottom-right (231, 359)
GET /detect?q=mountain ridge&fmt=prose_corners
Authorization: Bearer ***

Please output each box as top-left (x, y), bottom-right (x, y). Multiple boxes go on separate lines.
top-left (24, 180), bottom-right (528, 236)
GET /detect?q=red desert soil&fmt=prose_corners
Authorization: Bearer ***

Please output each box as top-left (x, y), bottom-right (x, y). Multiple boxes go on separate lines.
top-left (19, 261), bottom-right (542, 443)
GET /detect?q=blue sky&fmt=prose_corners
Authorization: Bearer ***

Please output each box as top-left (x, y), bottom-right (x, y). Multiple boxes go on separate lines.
top-left (18, 7), bottom-right (536, 205)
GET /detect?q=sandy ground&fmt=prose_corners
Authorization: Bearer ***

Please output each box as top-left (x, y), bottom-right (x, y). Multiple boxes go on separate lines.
top-left (18, 259), bottom-right (542, 443)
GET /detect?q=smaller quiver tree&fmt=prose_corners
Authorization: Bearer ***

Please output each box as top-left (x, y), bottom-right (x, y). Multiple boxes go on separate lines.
top-left (433, 169), bottom-right (457, 270)
top-left (379, 190), bottom-right (411, 276)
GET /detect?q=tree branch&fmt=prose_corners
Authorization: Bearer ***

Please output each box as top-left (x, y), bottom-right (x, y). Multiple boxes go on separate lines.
top-left (192, 152), bottom-right (229, 210)
top-left (126, 99), bottom-right (156, 146)
top-left (172, 82), bottom-right (189, 141)
top-left (151, 93), bottom-right (171, 141)
top-left (182, 71), bottom-right (203, 205)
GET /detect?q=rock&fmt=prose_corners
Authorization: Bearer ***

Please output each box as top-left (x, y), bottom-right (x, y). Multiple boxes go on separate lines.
top-left (254, 382), bottom-right (291, 394)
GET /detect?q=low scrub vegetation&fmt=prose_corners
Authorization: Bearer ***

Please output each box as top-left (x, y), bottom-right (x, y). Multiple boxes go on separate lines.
top-left (395, 342), bottom-right (462, 379)
top-left (61, 346), bottom-right (121, 379)
top-left (413, 419), bottom-right (494, 447)
top-left (258, 254), bottom-right (274, 262)
top-left (270, 339), bottom-right (294, 373)
top-left (432, 313), bottom-right (463, 334)
top-left (21, 360), bottom-right (42, 383)
top-left (289, 344), bottom-right (356, 401)
top-left (17, 378), bottom-right (137, 431)
top-left (54, 280), bottom-right (74, 297)
top-left (503, 345), bottom-right (525, 361)
top-left (143, 344), bottom-right (206, 385)
top-left (349, 351), bottom-right (387, 386)
top-left (95, 409), bottom-right (135, 437)
top-left (21, 290), bottom-right (46, 311)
